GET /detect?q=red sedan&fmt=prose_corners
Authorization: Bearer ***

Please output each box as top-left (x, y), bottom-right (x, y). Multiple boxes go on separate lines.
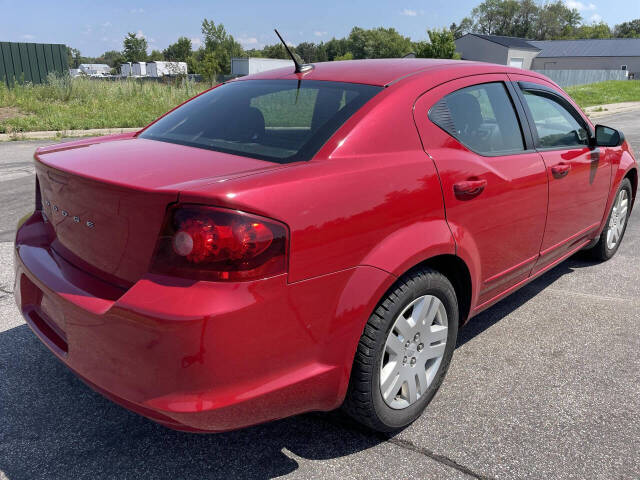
top-left (14, 59), bottom-right (637, 433)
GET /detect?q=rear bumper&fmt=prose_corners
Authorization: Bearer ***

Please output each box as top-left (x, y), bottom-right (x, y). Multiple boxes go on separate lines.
top-left (14, 213), bottom-right (393, 432)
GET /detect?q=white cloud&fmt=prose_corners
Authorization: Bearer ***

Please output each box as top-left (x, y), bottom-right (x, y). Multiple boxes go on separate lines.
top-left (565, 0), bottom-right (596, 10)
top-left (401, 8), bottom-right (418, 16)
top-left (101, 21), bottom-right (112, 28)
top-left (190, 37), bottom-right (202, 48)
top-left (21, 34), bottom-right (35, 40)
top-left (314, 31), bottom-right (327, 37)
top-left (239, 36), bottom-right (258, 47)
top-left (590, 13), bottom-right (602, 21)
top-left (129, 8), bottom-right (144, 14)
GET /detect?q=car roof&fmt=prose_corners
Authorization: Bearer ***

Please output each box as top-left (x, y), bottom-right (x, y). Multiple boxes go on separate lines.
top-left (238, 58), bottom-right (549, 87)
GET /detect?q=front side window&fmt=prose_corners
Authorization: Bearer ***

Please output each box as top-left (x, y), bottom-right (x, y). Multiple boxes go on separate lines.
top-left (429, 82), bottom-right (525, 156)
top-left (140, 80), bottom-right (381, 163)
top-left (521, 91), bottom-right (588, 149)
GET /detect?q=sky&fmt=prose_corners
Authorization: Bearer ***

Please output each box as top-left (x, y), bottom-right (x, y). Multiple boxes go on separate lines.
top-left (1, 0), bottom-right (640, 57)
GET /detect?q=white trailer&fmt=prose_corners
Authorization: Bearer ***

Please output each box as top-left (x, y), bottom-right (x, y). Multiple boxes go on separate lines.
top-left (120, 63), bottom-right (132, 77)
top-left (78, 63), bottom-right (111, 76)
top-left (147, 61), bottom-right (188, 77)
top-left (131, 62), bottom-right (147, 76)
top-left (231, 57), bottom-right (294, 76)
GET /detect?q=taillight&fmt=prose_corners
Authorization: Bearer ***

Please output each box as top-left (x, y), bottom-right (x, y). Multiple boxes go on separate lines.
top-left (150, 204), bottom-right (288, 281)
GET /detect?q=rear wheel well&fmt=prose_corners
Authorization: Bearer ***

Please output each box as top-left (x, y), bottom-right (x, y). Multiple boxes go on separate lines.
top-left (405, 255), bottom-right (472, 326)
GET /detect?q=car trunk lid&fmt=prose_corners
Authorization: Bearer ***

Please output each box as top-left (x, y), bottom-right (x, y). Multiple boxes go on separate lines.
top-left (35, 136), bottom-right (283, 285)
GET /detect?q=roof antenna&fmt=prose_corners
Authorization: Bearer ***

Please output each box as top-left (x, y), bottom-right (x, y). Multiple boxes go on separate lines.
top-left (274, 29), bottom-right (314, 73)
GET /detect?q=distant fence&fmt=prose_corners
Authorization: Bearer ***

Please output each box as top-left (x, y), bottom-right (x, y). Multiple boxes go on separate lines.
top-left (0, 42), bottom-right (69, 87)
top-left (533, 69), bottom-right (629, 88)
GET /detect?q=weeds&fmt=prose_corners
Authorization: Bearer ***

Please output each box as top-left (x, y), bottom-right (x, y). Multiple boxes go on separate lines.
top-left (0, 75), bottom-right (210, 133)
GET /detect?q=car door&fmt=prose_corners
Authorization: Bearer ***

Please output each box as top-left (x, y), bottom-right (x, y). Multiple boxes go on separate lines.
top-left (414, 75), bottom-right (548, 308)
top-left (509, 77), bottom-right (612, 273)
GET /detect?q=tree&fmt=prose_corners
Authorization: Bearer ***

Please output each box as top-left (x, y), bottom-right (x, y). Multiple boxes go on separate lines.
top-left (66, 47), bottom-right (82, 68)
top-left (415, 29), bottom-right (460, 59)
top-left (99, 50), bottom-right (125, 68)
top-left (260, 43), bottom-right (291, 59)
top-left (347, 27), bottom-right (413, 59)
top-left (469, 0), bottom-right (521, 36)
top-left (511, 0), bottom-right (539, 38)
top-left (295, 42), bottom-right (319, 63)
top-left (533, 1), bottom-right (581, 39)
top-left (450, 18), bottom-right (474, 39)
top-left (574, 21), bottom-right (612, 39)
top-left (614, 19), bottom-right (640, 38)
top-left (323, 37), bottom-right (350, 61)
top-left (148, 49), bottom-right (164, 61)
top-left (462, 0), bottom-right (582, 40)
top-left (334, 52), bottom-right (354, 61)
top-left (195, 50), bottom-right (226, 84)
top-left (163, 37), bottom-right (192, 62)
top-left (122, 32), bottom-right (148, 63)
top-left (200, 19), bottom-right (243, 74)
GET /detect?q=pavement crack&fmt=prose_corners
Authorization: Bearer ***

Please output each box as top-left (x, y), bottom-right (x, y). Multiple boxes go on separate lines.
top-left (385, 437), bottom-right (494, 480)
top-left (314, 412), bottom-right (492, 479)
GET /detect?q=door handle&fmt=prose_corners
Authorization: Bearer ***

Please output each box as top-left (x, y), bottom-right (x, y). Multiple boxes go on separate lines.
top-left (453, 179), bottom-right (487, 199)
top-left (551, 163), bottom-right (571, 178)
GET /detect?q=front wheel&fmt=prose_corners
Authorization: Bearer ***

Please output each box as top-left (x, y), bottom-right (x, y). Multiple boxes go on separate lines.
top-left (342, 268), bottom-right (458, 433)
top-left (589, 178), bottom-right (633, 261)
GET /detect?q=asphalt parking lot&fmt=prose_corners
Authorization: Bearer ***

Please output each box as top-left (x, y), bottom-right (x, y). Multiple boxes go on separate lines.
top-left (1, 112), bottom-right (639, 480)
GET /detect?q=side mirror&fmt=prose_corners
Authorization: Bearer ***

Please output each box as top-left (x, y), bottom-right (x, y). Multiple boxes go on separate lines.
top-left (594, 124), bottom-right (625, 147)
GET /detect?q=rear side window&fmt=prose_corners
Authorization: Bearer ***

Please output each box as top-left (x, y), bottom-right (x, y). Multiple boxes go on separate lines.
top-left (140, 80), bottom-right (381, 163)
top-left (429, 82), bottom-right (525, 155)
top-left (520, 91), bottom-right (589, 149)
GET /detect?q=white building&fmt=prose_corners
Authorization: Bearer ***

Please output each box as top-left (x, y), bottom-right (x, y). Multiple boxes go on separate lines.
top-left (231, 57), bottom-right (295, 76)
top-left (78, 63), bottom-right (111, 76)
top-left (147, 61), bottom-right (188, 77)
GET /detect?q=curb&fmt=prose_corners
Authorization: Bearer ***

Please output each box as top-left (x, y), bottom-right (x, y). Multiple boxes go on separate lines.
top-left (584, 102), bottom-right (640, 120)
top-left (0, 127), bottom-right (141, 142)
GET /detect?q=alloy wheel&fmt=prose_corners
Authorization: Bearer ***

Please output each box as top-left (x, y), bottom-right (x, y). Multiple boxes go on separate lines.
top-left (380, 295), bottom-right (448, 409)
top-left (606, 189), bottom-right (629, 250)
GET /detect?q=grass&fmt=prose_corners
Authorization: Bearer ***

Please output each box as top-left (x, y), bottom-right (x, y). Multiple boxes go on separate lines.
top-left (0, 75), bottom-right (210, 133)
top-left (2, 75), bottom-right (640, 133)
top-left (565, 80), bottom-right (640, 108)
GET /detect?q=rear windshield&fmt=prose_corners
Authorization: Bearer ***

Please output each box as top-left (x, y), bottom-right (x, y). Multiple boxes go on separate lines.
top-left (139, 79), bottom-right (382, 163)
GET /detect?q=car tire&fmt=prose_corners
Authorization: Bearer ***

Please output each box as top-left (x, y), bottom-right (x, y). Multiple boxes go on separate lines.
top-left (589, 178), bottom-right (633, 261)
top-left (342, 267), bottom-right (459, 433)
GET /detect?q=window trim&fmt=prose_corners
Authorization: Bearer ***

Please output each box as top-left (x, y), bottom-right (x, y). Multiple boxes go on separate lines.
top-left (427, 80), bottom-right (534, 158)
top-left (514, 81), bottom-right (594, 152)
